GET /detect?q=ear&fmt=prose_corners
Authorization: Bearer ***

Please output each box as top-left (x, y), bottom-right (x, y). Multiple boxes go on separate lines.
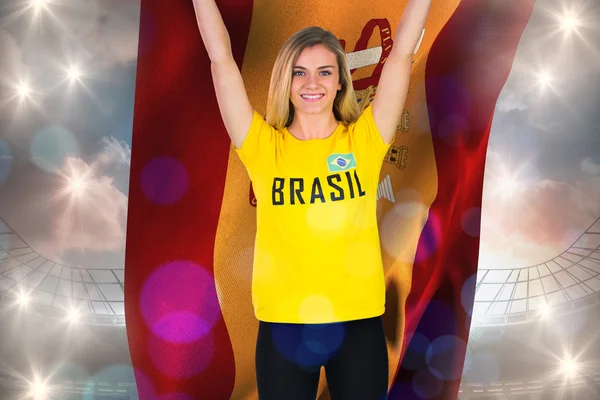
top-left (338, 82), bottom-right (342, 91)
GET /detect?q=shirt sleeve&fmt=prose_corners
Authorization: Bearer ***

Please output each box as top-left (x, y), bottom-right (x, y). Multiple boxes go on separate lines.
top-left (234, 110), bottom-right (276, 174)
top-left (352, 104), bottom-right (395, 161)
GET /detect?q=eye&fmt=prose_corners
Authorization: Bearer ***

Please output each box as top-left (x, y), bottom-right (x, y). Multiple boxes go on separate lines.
top-left (293, 70), bottom-right (304, 76)
top-left (320, 70), bottom-right (332, 76)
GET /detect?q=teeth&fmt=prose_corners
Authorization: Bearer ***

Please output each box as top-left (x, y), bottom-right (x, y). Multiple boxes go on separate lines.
top-left (302, 94), bottom-right (323, 99)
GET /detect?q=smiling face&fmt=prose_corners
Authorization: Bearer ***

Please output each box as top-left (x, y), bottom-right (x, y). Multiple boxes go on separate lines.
top-left (289, 44), bottom-right (343, 117)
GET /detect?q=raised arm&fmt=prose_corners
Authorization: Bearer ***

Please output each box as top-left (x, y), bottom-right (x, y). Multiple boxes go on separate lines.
top-left (371, 0), bottom-right (432, 144)
top-left (192, 0), bottom-right (254, 148)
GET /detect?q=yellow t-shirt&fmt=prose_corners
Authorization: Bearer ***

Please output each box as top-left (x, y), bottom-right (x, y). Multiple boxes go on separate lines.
top-left (235, 104), bottom-right (392, 323)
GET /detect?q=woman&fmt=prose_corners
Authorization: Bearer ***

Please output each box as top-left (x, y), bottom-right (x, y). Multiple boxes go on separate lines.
top-left (192, 0), bottom-right (431, 399)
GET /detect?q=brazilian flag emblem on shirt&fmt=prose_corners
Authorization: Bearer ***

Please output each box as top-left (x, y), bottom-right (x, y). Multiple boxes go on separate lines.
top-left (327, 153), bottom-right (357, 173)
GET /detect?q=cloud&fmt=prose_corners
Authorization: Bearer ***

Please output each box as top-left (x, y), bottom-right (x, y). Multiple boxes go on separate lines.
top-left (92, 136), bottom-right (131, 196)
top-left (65, 0), bottom-right (141, 68)
top-left (496, 87), bottom-right (528, 112)
top-left (10, 0), bottom-right (141, 71)
top-left (96, 136), bottom-right (131, 168)
top-left (0, 150), bottom-right (129, 263)
top-left (0, 29), bottom-right (24, 80)
top-left (51, 156), bottom-right (128, 254)
top-left (494, 61), bottom-right (531, 113)
top-left (0, 29), bottom-right (26, 122)
top-left (581, 157), bottom-right (600, 177)
top-left (480, 150), bottom-right (600, 267)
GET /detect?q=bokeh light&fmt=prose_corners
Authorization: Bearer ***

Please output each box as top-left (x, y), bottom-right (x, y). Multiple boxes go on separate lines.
top-left (401, 333), bottom-right (431, 371)
top-left (388, 382), bottom-right (414, 399)
top-left (152, 311), bottom-right (211, 343)
top-left (272, 322), bottom-right (345, 368)
top-left (141, 157), bottom-right (189, 205)
top-left (429, 76), bottom-right (472, 132)
top-left (461, 207), bottom-right (481, 238)
top-left (437, 113), bottom-right (472, 147)
top-left (148, 331), bottom-right (216, 379)
top-left (344, 241), bottom-right (380, 277)
top-left (414, 210), bottom-right (442, 263)
top-left (417, 300), bottom-right (458, 340)
top-left (30, 125), bottom-right (80, 173)
top-left (140, 261), bottom-right (221, 343)
top-left (412, 367), bottom-right (444, 399)
top-left (426, 335), bottom-right (469, 381)
top-left (380, 190), bottom-right (431, 263)
top-left (305, 202), bottom-right (348, 240)
top-left (392, 198), bottom-right (427, 219)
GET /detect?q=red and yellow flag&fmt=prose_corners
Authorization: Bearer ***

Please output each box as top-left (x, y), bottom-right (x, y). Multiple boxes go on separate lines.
top-left (125, 0), bottom-right (534, 398)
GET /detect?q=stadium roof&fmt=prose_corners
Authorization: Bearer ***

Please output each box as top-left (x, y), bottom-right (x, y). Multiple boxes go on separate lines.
top-left (1, 216), bottom-right (599, 327)
top-left (472, 217), bottom-right (600, 326)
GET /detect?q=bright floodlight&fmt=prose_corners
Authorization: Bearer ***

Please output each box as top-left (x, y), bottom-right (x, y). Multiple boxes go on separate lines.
top-left (68, 308), bottom-right (80, 324)
top-left (29, 378), bottom-right (49, 399)
top-left (67, 175), bottom-right (88, 196)
top-left (537, 71), bottom-right (552, 88)
top-left (561, 358), bottom-right (579, 377)
top-left (496, 174), bottom-right (522, 199)
top-left (30, 0), bottom-right (47, 12)
top-left (18, 292), bottom-right (30, 307)
top-left (540, 303), bottom-right (552, 319)
top-left (17, 82), bottom-right (32, 99)
top-left (561, 13), bottom-right (580, 33)
top-left (67, 65), bottom-right (81, 82)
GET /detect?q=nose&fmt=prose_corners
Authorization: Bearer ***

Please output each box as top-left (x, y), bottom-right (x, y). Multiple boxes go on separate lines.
top-left (305, 72), bottom-right (319, 88)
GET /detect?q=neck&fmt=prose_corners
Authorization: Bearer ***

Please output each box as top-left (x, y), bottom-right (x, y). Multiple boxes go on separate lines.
top-left (287, 109), bottom-right (339, 140)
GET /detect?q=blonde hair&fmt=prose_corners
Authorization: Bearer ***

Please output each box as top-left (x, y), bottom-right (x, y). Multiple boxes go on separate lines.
top-left (265, 26), bottom-right (361, 129)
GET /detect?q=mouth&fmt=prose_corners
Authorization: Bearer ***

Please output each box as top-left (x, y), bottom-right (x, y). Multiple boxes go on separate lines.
top-left (300, 93), bottom-right (325, 102)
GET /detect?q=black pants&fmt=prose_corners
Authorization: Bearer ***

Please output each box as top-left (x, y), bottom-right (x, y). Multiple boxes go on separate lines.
top-left (256, 316), bottom-right (388, 400)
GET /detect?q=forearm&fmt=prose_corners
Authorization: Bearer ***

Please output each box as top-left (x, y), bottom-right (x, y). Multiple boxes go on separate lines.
top-left (192, 0), bottom-right (234, 64)
top-left (392, 0), bottom-right (432, 57)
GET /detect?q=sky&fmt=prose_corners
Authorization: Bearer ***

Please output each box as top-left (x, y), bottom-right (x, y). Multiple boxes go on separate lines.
top-left (479, 0), bottom-right (600, 268)
top-left (0, 0), bottom-right (139, 269)
top-left (0, 0), bottom-right (599, 273)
